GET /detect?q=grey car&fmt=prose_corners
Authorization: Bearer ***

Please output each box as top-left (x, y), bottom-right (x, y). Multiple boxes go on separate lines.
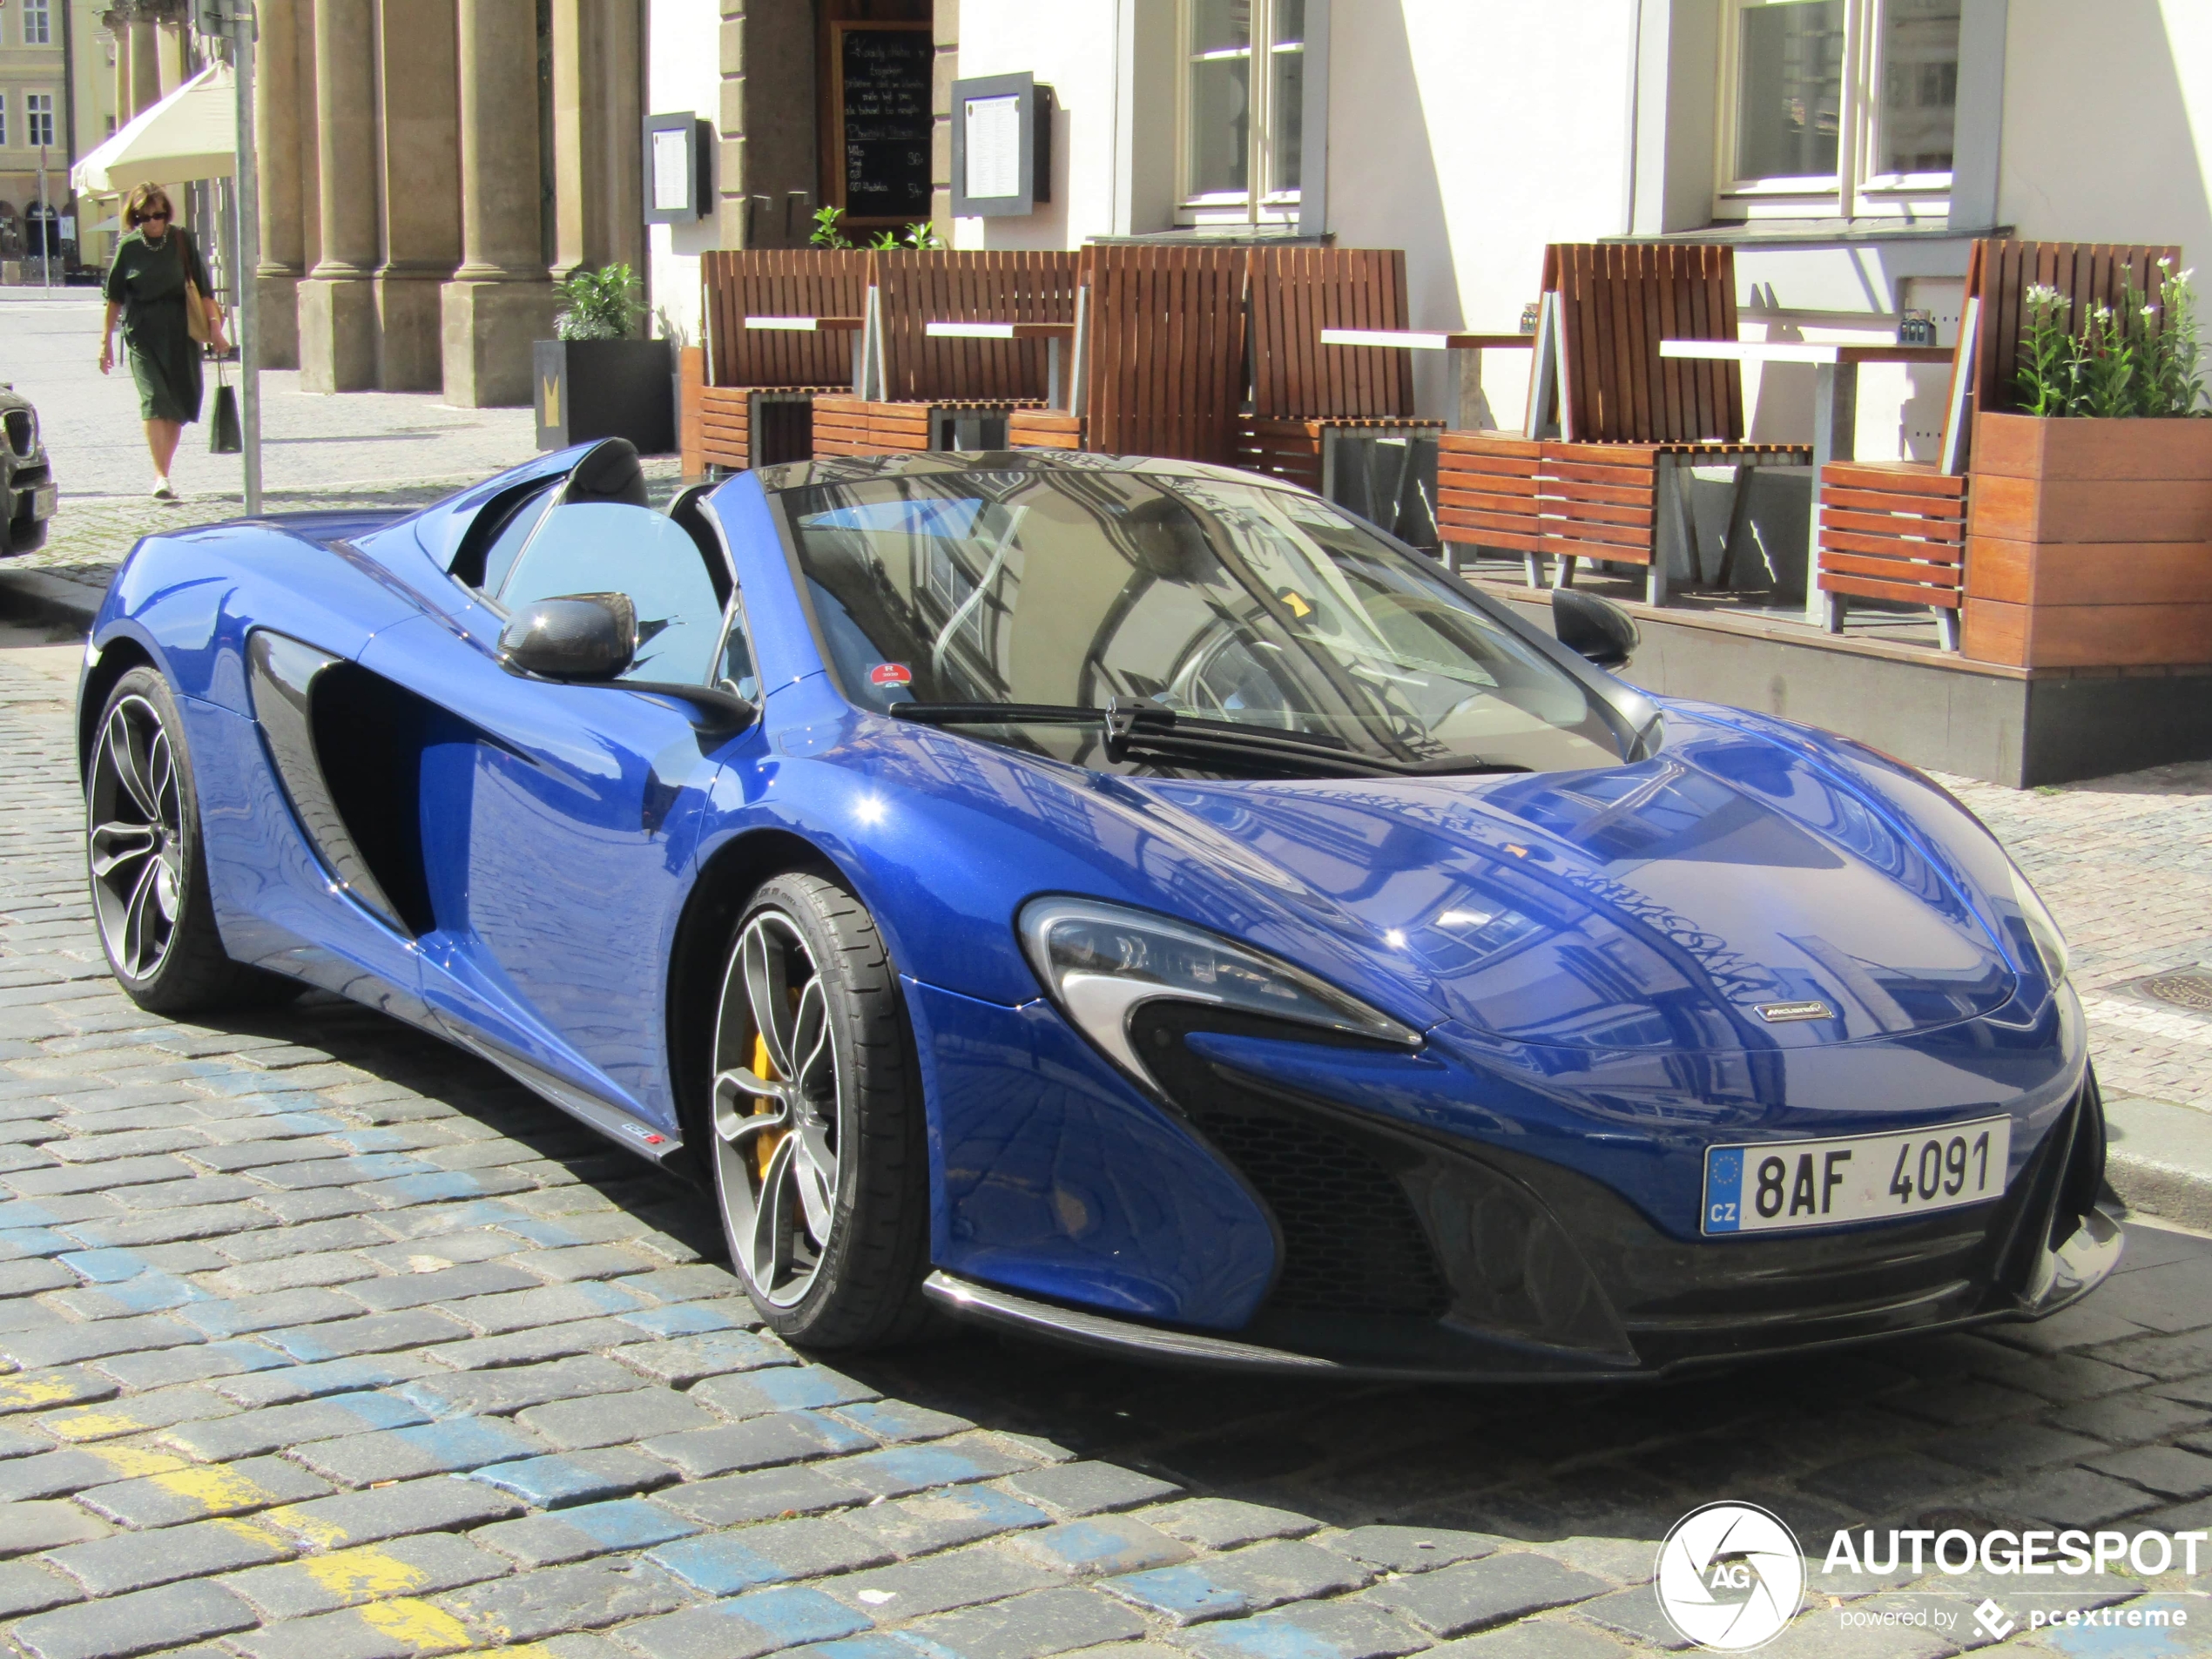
top-left (1, 384), bottom-right (55, 555)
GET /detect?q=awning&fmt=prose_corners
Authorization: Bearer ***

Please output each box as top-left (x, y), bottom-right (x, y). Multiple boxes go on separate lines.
top-left (71, 63), bottom-right (234, 197)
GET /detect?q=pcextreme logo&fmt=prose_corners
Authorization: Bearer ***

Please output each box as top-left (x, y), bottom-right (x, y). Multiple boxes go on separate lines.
top-left (1656, 1502), bottom-right (1806, 1651)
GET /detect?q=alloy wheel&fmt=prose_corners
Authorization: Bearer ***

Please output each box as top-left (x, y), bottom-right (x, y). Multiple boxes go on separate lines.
top-left (87, 695), bottom-right (186, 982)
top-left (711, 908), bottom-right (844, 1306)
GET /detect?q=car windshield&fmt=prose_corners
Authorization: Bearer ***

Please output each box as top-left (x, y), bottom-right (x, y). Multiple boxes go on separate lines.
top-left (778, 469), bottom-right (1626, 777)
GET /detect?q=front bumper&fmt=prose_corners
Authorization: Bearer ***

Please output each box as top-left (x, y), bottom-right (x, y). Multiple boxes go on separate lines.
top-left (923, 1206), bottom-right (2120, 1379)
top-left (927, 1042), bottom-right (2121, 1382)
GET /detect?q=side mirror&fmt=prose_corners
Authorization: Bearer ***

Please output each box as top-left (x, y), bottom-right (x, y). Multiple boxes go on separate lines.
top-left (499, 592), bottom-right (637, 681)
top-left (1552, 588), bottom-right (1639, 670)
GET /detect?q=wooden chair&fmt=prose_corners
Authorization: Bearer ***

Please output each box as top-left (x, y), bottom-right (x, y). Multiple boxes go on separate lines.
top-left (1007, 244), bottom-right (1249, 465)
top-left (1441, 244), bottom-right (1809, 603)
top-left (813, 250), bottom-right (1080, 458)
top-left (1818, 239), bottom-right (2181, 649)
top-left (697, 250), bottom-right (869, 470)
top-left (1235, 248), bottom-right (1443, 487)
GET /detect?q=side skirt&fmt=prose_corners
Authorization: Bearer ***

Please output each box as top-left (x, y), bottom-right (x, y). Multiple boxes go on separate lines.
top-left (438, 1020), bottom-right (688, 1167)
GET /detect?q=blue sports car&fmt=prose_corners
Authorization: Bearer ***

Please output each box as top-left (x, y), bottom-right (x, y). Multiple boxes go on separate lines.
top-left (78, 440), bottom-right (2119, 1379)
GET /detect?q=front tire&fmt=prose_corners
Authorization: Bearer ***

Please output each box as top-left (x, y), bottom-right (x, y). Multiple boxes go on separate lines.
top-left (709, 871), bottom-right (930, 1349)
top-left (86, 666), bottom-right (295, 1015)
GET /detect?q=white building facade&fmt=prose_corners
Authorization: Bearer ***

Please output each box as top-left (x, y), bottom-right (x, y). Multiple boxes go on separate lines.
top-left (934, 0), bottom-right (2212, 462)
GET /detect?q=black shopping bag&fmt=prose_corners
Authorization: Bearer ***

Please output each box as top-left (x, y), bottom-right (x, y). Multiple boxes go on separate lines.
top-left (209, 356), bottom-right (241, 455)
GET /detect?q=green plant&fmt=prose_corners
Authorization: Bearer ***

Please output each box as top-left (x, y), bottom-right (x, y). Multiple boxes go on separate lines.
top-left (2018, 285), bottom-right (2075, 417)
top-left (552, 263), bottom-right (644, 341)
top-left (869, 220), bottom-right (945, 251)
top-left (811, 206), bottom-right (853, 248)
top-left (2015, 260), bottom-right (2206, 418)
top-left (2148, 260), bottom-right (2208, 416)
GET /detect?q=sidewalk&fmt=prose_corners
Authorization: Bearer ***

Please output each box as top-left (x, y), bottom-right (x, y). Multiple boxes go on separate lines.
top-left (2, 289), bottom-right (564, 588)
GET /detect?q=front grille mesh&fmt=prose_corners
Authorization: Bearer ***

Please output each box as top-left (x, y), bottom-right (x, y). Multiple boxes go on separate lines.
top-left (3, 410), bottom-right (33, 458)
top-left (1188, 1097), bottom-right (1452, 1319)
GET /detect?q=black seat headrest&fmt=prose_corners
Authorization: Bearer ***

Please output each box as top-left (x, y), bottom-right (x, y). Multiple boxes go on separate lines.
top-left (558, 438), bottom-right (648, 509)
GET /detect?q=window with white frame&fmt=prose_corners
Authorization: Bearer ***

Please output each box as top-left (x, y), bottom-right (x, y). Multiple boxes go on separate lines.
top-left (23, 0), bottom-right (52, 46)
top-left (1717, 0), bottom-right (1959, 221)
top-left (26, 93), bottom-right (53, 150)
top-left (1177, 0), bottom-right (1304, 226)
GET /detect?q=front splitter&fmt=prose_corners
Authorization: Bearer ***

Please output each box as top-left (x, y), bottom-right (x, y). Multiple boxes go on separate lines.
top-left (920, 1204), bottom-right (2126, 1383)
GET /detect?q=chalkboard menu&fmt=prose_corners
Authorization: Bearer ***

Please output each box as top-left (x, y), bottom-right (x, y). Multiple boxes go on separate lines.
top-left (835, 23), bottom-right (933, 222)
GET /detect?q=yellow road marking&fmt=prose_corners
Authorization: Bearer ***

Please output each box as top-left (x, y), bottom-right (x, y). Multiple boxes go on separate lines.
top-left (0, 1375), bottom-right (98, 1412)
top-left (87, 1446), bottom-right (188, 1480)
top-left (212, 1516), bottom-right (290, 1554)
top-left (144, 1464), bottom-right (277, 1514)
top-left (262, 1504), bottom-right (347, 1548)
top-left (300, 1547), bottom-right (430, 1602)
top-left (356, 1599), bottom-right (472, 1654)
top-left (44, 1409), bottom-right (145, 1442)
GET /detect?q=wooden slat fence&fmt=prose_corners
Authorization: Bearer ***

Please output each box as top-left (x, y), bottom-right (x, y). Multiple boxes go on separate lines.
top-left (701, 249), bottom-right (869, 389)
top-left (873, 250), bottom-right (1081, 403)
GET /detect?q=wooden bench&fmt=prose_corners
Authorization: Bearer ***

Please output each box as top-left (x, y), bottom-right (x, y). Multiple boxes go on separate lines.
top-left (698, 249), bottom-right (870, 470)
top-left (1815, 239), bottom-right (2181, 647)
top-left (1007, 244), bottom-right (1248, 465)
top-left (814, 250), bottom-right (1079, 457)
top-left (1237, 248), bottom-right (1444, 508)
top-left (1427, 246), bottom-right (1811, 600)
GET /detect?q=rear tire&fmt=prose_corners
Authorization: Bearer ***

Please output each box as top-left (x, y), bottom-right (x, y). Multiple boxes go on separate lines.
top-left (85, 666), bottom-right (300, 1015)
top-left (707, 870), bottom-right (931, 1349)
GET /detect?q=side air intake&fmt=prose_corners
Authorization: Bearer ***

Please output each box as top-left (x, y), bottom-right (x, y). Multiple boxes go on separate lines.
top-left (246, 631), bottom-right (443, 936)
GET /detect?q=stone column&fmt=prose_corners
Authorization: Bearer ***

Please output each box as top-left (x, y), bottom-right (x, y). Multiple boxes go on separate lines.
top-left (110, 20), bottom-right (135, 124)
top-left (127, 19), bottom-right (159, 117)
top-left (551, 0), bottom-right (642, 280)
top-left (253, 0), bottom-right (306, 369)
top-left (442, 0), bottom-right (556, 406)
top-left (298, 0), bottom-right (378, 391)
top-left (930, 0), bottom-right (957, 239)
top-left (296, 0), bottom-right (320, 278)
top-left (716, 1), bottom-right (815, 248)
top-left (154, 16), bottom-right (185, 97)
top-left (374, 0), bottom-right (461, 388)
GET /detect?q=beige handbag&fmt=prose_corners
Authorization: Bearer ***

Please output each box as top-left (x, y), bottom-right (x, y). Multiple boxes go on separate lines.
top-left (179, 231), bottom-right (211, 345)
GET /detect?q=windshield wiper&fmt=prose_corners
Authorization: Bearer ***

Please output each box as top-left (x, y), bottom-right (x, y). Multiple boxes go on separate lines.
top-left (890, 697), bottom-right (1528, 778)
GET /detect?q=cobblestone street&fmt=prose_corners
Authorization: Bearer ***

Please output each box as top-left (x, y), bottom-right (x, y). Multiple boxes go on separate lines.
top-left (5, 606), bottom-right (2212, 1659)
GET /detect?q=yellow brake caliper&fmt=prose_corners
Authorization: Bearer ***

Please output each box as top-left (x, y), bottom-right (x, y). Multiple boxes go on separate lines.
top-left (750, 1031), bottom-right (785, 1181)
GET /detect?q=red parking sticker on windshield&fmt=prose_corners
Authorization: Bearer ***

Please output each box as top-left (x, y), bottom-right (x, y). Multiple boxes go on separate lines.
top-left (870, 663), bottom-right (913, 687)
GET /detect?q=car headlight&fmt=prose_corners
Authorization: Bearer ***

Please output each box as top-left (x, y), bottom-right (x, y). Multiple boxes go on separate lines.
top-left (1018, 896), bottom-right (1422, 1092)
top-left (2006, 860), bottom-right (2069, 988)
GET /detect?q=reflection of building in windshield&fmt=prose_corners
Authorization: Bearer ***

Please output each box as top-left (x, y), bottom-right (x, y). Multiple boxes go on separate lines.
top-left (782, 468), bottom-right (1623, 774)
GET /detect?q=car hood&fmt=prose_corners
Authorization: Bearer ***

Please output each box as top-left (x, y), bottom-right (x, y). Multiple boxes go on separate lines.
top-left (1115, 711), bottom-right (2020, 1053)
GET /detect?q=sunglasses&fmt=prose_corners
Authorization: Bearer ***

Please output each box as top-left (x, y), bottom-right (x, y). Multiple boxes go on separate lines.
top-left (143, 212), bottom-right (171, 223)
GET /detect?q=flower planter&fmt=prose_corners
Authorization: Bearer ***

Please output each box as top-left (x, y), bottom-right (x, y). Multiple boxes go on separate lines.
top-left (533, 338), bottom-right (675, 455)
top-left (1962, 411), bottom-right (2212, 668)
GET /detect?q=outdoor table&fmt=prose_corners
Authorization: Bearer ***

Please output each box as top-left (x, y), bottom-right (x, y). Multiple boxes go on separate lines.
top-left (1658, 340), bottom-right (1953, 625)
top-left (747, 315), bottom-right (867, 392)
top-left (1318, 329), bottom-right (1535, 431)
top-left (924, 320), bottom-right (1078, 410)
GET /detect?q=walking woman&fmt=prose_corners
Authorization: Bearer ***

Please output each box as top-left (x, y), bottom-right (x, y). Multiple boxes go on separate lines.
top-left (97, 184), bottom-right (227, 500)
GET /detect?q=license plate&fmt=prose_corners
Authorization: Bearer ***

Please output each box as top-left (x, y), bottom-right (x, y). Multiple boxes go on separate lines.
top-left (29, 484), bottom-right (56, 520)
top-left (1703, 1116), bottom-right (2013, 1234)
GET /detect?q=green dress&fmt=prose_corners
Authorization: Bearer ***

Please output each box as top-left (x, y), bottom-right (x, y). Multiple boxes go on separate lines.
top-left (104, 227), bottom-right (210, 424)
